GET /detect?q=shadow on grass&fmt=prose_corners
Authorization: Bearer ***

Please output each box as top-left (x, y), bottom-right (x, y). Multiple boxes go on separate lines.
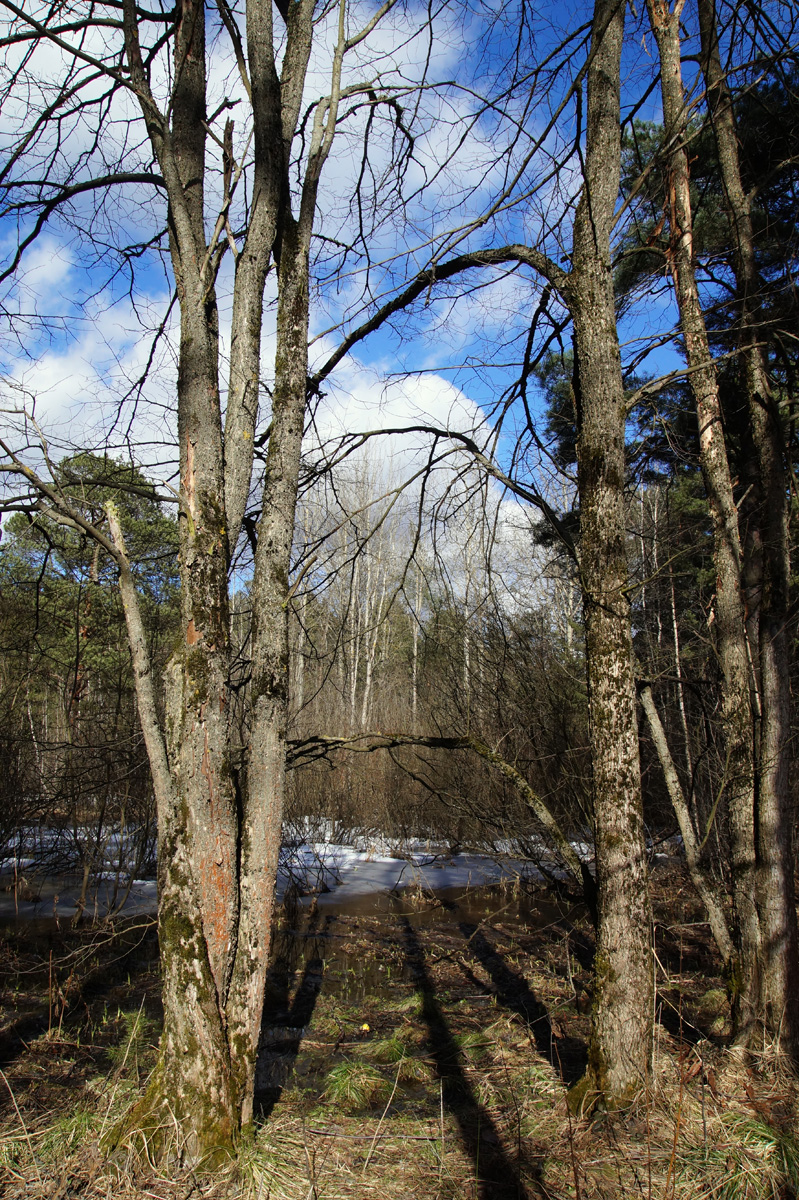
top-left (460, 923), bottom-right (587, 1086)
top-left (255, 901), bottom-right (326, 1119)
top-left (0, 919), bottom-right (159, 1073)
top-left (400, 916), bottom-right (547, 1200)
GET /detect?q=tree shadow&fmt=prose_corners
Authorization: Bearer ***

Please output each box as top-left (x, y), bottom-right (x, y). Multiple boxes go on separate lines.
top-left (255, 900), bottom-right (326, 1118)
top-left (459, 922), bottom-right (587, 1086)
top-left (400, 916), bottom-right (547, 1200)
top-left (460, 911), bottom-right (714, 1064)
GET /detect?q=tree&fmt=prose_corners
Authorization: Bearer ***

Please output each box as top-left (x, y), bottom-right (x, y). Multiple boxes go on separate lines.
top-left (328, 0), bottom-right (657, 1107)
top-left (0, 454), bottom-right (177, 903)
top-left (305, 0), bottom-right (657, 1107)
top-left (561, 0), bottom-right (653, 1104)
top-left (696, 0), bottom-right (799, 1055)
top-left (0, 0), bottom-right (442, 1160)
top-left (646, 0), bottom-right (799, 1054)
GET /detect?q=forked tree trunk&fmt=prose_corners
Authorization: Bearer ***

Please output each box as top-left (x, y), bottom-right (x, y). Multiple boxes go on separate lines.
top-left (104, 0), bottom-right (367, 1155)
top-left (104, 0), bottom-right (320, 1161)
top-left (647, 0), bottom-right (760, 1039)
top-left (565, 0), bottom-right (654, 1108)
top-left (697, 0), bottom-right (799, 1057)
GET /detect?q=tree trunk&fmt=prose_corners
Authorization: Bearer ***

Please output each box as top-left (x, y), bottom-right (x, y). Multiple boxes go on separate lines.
top-left (647, 0), bottom-right (761, 1040)
top-left (640, 683), bottom-right (734, 966)
top-left (106, 0), bottom-right (319, 1159)
top-left (697, 0), bottom-right (799, 1057)
top-left (566, 0), bottom-right (654, 1109)
top-left (227, 221), bottom-right (312, 1123)
top-left (106, 488), bottom-right (239, 1160)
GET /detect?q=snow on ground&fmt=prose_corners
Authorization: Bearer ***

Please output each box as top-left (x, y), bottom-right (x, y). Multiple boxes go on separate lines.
top-left (279, 842), bottom-right (541, 905)
top-left (0, 838), bottom-right (544, 922)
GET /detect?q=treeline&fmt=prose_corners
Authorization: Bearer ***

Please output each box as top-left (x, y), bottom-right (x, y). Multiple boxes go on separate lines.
top-left (5, 350), bottom-right (797, 911)
top-left (2, 0), bottom-right (799, 1154)
top-left (0, 453), bottom-right (589, 869)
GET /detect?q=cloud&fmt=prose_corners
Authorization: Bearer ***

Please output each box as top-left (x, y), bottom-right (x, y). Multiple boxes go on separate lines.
top-left (1, 287), bottom-right (178, 482)
top-left (308, 344), bottom-right (491, 476)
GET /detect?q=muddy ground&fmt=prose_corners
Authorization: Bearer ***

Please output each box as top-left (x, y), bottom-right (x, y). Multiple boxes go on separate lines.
top-left (0, 864), bottom-right (796, 1199)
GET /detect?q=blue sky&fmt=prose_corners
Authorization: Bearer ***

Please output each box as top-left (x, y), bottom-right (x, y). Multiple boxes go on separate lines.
top-left (0, 0), bottom-right (730, 516)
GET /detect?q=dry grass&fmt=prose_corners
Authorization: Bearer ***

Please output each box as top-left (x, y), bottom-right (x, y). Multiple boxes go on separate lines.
top-left (3, 1018), bottom-right (797, 1199)
top-left (2, 875), bottom-right (798, 1199)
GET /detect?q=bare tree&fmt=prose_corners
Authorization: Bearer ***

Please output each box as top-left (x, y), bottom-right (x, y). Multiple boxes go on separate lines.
top-left (646, 0), bottom-right (799, 1054)
top-left (562, 0), bottom-right (653, 1106)
top-left (0, 0), bottom-right (439, 1160)
top-left (311, 0), bottom-right (655, 1107)
top-left (696, 0), bottom-right (799, 1057)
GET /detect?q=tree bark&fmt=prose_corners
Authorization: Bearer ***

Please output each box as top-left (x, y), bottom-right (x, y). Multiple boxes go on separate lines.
top-left (105, 0), bottom-right (332, 1159)
top-left (639, 683), bottom-right (734, 966)
top-left (226, 214), bottom-right (312, 1121)
top-left (647, 0), bottom-right (761, 1040)
top-left (697, 0), bottom-right (799, 1060)
top-left (564, 0), bottom-right (654, 1109)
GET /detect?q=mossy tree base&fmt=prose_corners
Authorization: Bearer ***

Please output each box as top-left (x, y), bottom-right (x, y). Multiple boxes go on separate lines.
top-left (103, 1052), bottom-right (238, 1170)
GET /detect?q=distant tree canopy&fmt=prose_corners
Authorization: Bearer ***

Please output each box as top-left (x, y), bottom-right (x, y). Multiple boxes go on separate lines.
top-left (0, 455), bottom-right (179, 841)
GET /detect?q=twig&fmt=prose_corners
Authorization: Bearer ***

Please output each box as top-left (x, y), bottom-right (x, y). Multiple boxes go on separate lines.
top-left (439, 1077), bottom-right (445, 1184)
top-left (362, 1060), bottom-right (403, 1171)
top-left (555, 1041), bottom-right (582, 1200)
top-left (305, 1127), bottom-right (439, 1139)
top-left (0, 1066), bottom-right (42, 1186)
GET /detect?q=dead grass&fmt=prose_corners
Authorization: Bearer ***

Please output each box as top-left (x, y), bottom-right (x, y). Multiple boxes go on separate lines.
top-left (4, 1037), bottom-right (797, 1200)
top-left (1, 871), bottom-right (798, 1199)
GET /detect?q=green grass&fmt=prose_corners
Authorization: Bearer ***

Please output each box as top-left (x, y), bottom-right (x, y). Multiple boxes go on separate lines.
top-left (678, 1114), bottom-right (799, 1199)
top-left (323, 1059), bottom-right (391, 1111)
top-left (364, 1034), bottom-right (431, 1082)
top-left (452, 1029), bottom-right (493, 1059)
top-left (0, 1133), bottom-right (26, 1172)
top-left (364, 1034), bottom-right (409, 1063)
top-left (106, 1007), bottom-right (158, 1075)
top-left (392, 991), bottom-right (426, 1018)
top-left (39, 1107), bottom-right (98, 1159)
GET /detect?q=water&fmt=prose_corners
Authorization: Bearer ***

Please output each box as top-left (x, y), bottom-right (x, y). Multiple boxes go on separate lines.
top-left (254, 880), bottom-right (587, 1102)
top-left (269, 882), bottom-right (583, 1005)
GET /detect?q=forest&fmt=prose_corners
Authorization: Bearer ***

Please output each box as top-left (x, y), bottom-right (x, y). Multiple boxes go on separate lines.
top-left (0, 0), bottom-right (798, 1195)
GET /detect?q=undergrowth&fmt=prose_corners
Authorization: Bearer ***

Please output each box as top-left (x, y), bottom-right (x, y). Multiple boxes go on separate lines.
top-left (2, 881), bottom-right (798, 1199)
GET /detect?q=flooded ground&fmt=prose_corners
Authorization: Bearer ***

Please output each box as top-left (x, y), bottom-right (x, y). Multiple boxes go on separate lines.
top-left (268, 881), bottom-right (584, 1004)
top-left (0, 863), bottom-right (757, 1200)
top-left (0, 842), bottom-right (550, 924)
top-left (256, 880), bottom-right (591, 1112)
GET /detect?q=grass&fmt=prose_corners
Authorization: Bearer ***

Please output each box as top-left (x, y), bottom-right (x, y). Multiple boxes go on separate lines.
top-left (676, 1113), bottom-right (799, 1199)
top-left (323, 1059), bottom-right (391, 1110)
top-left (391, 990), bottom-right (426, 1017)
top-left (2, 872), bottom-right (799, 1199)
top-left (363, 1033), bottom-right (432, 1081)
top-left (364, 1033), bottom-right (410, 1063)
top-left (105, 1006), bottom-right (159, 1075)
top-left (4, 1022), bottom-right (799, 1200)
top-left (452, 1028), bottom-right (493, 1059)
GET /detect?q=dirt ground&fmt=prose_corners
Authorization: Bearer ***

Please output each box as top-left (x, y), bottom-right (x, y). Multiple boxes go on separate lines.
top-left (1, 864), bottom-right (797, 1199)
